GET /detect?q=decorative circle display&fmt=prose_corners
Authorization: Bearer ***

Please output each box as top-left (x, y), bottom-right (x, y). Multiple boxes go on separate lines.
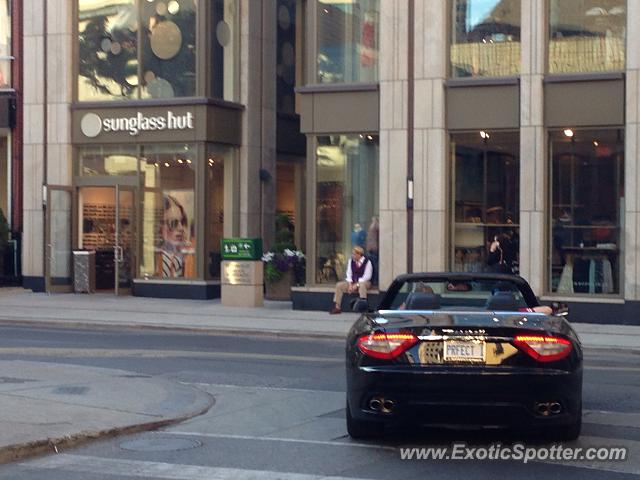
top-left (156, 1), bottom-right (168, 16)
top-left (282, 42), bottom-right (294, 66)
top-left (278, 5), bottom-right (291, 30)
top-left (80, 113), bottom-right (103, 138)
top-left (216, 21), bottom-right (231, 47)
top-left (100, 38), bottom-right (112, 53)
top-left (147, 77), bottom-right (175, 98)
top-left (125, 59), bottom-right (139, 86)
top-left (150, 20), bottom-right (182, 60)
top-left (168, 0), bottom-right (180, 15)
top-left (144, 70), bottom-right (156, 83)
top-left (110, 42), bottom-right (122, 55)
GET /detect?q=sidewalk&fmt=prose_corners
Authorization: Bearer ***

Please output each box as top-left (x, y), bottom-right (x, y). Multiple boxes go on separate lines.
top-left (0, 289), bottom-right (639, 351)
top-left (0, 360), bottom-right (213, 464)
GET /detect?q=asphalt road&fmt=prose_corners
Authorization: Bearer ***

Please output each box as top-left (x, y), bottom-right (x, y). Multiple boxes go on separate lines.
top-left (0, 325), bottom-right (639, 480)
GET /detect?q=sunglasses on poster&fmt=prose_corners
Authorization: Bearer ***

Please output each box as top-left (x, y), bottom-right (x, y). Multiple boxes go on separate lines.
top-left (165, 217), bottom-right (187, 231)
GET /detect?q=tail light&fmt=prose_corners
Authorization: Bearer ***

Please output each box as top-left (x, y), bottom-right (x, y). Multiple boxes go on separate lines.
top-left (357, 333), bottom-right (418, 360)
top-left (513, 335), bottom-right (573, 362)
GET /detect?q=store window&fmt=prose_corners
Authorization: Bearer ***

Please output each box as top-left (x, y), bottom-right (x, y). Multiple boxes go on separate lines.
top-left (211, 0), bottom-right (239, 101)
top-left (78, 145), bottom-right (138, 177)
top-left (205, 144), bottom-right (233, 280)
top-left (140, 144), bottom-right (197, 279)
top-left (78, 0), bottom-right (198, 101)
top-left (451, 131), bottom-right (520, 273)
top-left (0, 0), bottom-right (10, 88)
top-left (316, 135), bottom-right (379, 284)
top-left (450, 0), bottom-right (521, 78)
top-left (548, 0), bottom-right (626, 73)
top-left (317, 0), bottom-right (379, 84)
top-left (549, 128), bottom-right (624, 295)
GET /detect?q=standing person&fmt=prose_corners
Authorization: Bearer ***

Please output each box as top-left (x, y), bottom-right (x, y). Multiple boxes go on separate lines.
top-left (487, 233), bottom-right (515, 274)
top-left (330, 246), bottom-right (373, 314)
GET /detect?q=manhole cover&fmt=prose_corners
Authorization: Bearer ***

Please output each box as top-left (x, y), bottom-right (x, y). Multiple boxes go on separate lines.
top-left (120, 436), bottom-right (202, 452)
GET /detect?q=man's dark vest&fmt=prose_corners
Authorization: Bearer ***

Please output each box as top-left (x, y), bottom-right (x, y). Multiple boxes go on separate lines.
top-left (351, 257), bottom-right (369, 283)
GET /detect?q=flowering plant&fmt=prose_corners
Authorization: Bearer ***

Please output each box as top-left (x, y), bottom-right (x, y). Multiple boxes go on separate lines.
top-left (262, 249), bottom-right (306, 284)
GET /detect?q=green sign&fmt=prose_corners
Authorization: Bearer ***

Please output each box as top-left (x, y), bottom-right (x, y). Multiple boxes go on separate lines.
top-left (222, 238), bottom-right (263, 260)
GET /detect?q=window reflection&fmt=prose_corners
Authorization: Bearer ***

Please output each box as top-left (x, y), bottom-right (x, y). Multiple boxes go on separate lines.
top-left (317, 0), bottom-right (379, 84)
top-left (549, 0), bottom-right (626, 73)
top-left (452, 131), bottom-right (520, 273)
top-left (550, 129), bottom-right (624, 294)
top-left (78, 0), bottom-right (202, 101)
top-left (316, 135), bottom-right (379, 284)
top-left (451, 0), bottom-right (521, 78)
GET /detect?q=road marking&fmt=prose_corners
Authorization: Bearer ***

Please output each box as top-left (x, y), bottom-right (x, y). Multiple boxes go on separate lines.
top-left (584, 365), bottom-right (640, 372)
top-left (21, 454), bottom-right (377, 479)
top-left (163, 431), bottom-right (395, 451)
top-left (179, 382), bottom-right (343, 395)
top-left (0, 348), bottom-right (341, 363)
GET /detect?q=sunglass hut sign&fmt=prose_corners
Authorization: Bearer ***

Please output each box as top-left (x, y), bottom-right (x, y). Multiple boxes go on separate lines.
top-left (80, 111), bottom-right (195, 138)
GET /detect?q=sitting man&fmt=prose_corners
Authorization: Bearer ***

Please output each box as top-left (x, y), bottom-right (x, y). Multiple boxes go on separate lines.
top-left (330, 246), bottom-right (373, 314)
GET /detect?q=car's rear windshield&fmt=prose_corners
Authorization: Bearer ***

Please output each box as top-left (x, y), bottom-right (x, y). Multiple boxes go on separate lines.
top-left (385, 279), bottom-right (529, 311)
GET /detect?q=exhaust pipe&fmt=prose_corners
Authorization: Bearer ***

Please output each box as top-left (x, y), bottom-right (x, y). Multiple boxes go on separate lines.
top-left (549, 402), bottom-right (562, 414)
top-left (382, 399), bottom-right (395, 413)
top-left (535, 402), bottom-right (550, 416)
top-left (369, 398), bottom-right (382, 411)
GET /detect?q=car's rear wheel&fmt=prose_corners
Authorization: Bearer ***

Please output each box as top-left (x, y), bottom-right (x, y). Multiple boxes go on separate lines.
top-left (346, 400), bottom-right (383, 440)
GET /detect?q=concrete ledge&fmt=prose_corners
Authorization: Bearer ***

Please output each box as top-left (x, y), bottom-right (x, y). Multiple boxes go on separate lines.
top-left (133, 281), bottom-right (220, 300)
top-left (292, 287), bottom-right (383, 312)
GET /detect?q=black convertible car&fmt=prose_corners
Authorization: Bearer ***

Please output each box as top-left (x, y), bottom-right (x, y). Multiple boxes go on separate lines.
top-left (346, 273), bottom-right (583, 440)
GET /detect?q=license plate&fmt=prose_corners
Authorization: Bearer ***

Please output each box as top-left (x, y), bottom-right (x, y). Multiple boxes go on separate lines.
top-left (443, 340), bottom-right (486, 362)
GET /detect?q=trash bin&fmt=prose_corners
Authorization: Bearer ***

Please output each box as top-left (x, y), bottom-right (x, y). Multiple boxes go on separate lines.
top-left (73, 250), bottom-right (96, 293)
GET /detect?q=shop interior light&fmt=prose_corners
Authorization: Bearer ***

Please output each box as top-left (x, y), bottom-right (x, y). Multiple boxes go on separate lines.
top-left (186, 159), bottom-right (192, 164)
top-left (178, 159), bottom-right (184, 164)
top-left (593, 140), bottom-right (599, 146)
top-left (367, 135), bottom-right (374, 140)
top-left (480, 131), bottom-right (490, 139)
top-left (164, 162), bottom-right (170, 167)
top-left (563, 129), bottom-right (574, 138)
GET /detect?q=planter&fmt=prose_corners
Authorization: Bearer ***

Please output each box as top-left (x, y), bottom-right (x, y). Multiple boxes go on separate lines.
top-left (265, 270), bottom-right (293, 300)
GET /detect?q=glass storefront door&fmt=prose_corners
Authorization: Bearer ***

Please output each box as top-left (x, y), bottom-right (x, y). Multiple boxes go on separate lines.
top-left (115, 185), bottom-right (136, 295)
top-left (46, 187), bottom-right (74, 293)
top-left (78, 184), bottom-right (137, 295)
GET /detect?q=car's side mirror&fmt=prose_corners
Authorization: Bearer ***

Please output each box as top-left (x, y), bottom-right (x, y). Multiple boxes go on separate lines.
top-left (552, 302), bottom-right (569, 317)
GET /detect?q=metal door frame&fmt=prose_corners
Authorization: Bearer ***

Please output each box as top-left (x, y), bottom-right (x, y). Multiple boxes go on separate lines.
top-left (45, 185), bottom-right (76, 293)
top-left (115, 184), bottom-right (137, 296)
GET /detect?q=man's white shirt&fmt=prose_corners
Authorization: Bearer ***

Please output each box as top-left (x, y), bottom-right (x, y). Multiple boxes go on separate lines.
top-left (346, 257), bottom-right (373, 283)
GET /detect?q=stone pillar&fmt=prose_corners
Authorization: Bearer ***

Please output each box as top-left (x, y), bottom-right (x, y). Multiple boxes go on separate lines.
top-left (412, 0), bottom-right (447, 274)
top-left (378, 0), bottom-right (408, 289)
top-left (21, 0), bottom-right (46, 285)
top-left (22, 0), bottom-right (73, 289)
top-left (238, 1), bottom-right (277, 247)
top-left (519, 0), bottom-right (546, 295)
top-left (625, 0), bottom-right (640, 300)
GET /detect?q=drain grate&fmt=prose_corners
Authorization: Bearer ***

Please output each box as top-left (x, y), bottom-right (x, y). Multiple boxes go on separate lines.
top-left (0, 377), bottom-right (35, 384)
top-left (120, 436), bottom-right (202, 452)
top-left (53, 386), bottom-right (90, 395)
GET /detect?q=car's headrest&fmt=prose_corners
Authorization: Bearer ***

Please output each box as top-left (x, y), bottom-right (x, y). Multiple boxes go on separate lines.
top-left (485, 291), bottom-right (519, 311)
top-left (352, 298), bottom-right (369, 313)
top-left (405, 292), bottom-right (441, 310)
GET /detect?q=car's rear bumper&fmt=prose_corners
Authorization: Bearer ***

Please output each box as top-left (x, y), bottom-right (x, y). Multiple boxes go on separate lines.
top-left (347, 366), bottom-right (582, 429)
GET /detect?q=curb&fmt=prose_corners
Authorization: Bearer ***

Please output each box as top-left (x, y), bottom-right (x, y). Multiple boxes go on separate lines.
top-left (0, 385), bottom-right (216, 465)
top-left (0, 318), bottom-right (348, 342)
